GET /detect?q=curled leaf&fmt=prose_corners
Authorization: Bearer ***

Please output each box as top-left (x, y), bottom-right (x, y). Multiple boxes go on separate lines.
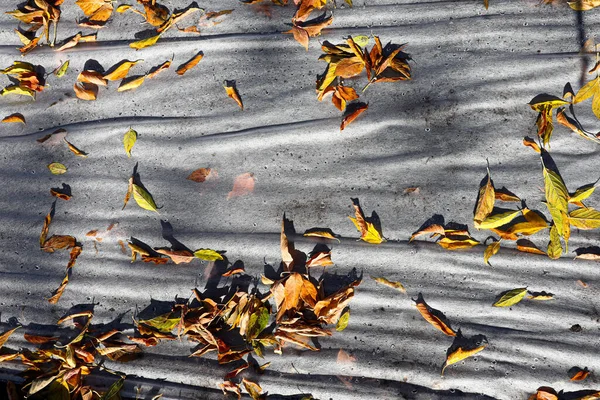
top-left (493, 287), bottom-right (527, 307)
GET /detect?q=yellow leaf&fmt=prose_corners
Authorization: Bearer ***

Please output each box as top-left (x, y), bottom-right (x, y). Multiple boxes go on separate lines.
top-left (123, 128), bottom-right (137, 157)
top-left (132, 184), bottom-right (158, 212)
top-left (483, 240), bottom-right (501, 266)
top-left (55, 60), bottom-right (69, 77)
top-left (476, 209), bottom-right (522, 230)
top-left (493, 287), bottom-right (527, 307)
top-left (516, 238), bottom-right (546, 255)
top-left (473, 165), bottom-right (495, 225)
top-left (414, 293), bottom-right (456, 336)
top-left (130, 34), bottom-right (161, 50)
top-left (547, 223), bottom-right (563, 259)
top-left (176, 51), bottom-right (204, 75)
top-left (147, 59), bottom-right (171, 79)
top-left (336, 309), bottom-right (350, 331)
top-left (194, 249), bottom-right (224, 261)
top-left (569, 180), bottom-right (598, 205)
top-left (103, 60), bottom-right (143, 81)
top-left (569, 0), bottom-right (600, 10)
top-left (371, 276), bottom-right (406, 293)
top-left (242, 378), bottom-right (263, 400)
top-left (1, 85), bottom-right (35, 98)
top-left (303, 228), bottom-right (340, 242)
top-left (0, 326), bottom-right (20, 349)
top-left (437, 236), bottom-right (479, 250)
top-left (569, 207), bottom-right (600, 229)
top-left (442, 343), bottom-right (486, 375)
top-left (348, 217), bottom-right (384, 244)
top-left (528, 94), bottom-right (570, 111)
top-left (527, 291), bottom-right (554, 300)
top-left (48, 162), bottom-right (67, 175)
top-left (1, 113), bottom-right (25, 124)
top-left (116, 4), bottom-right (131, 12)
top-left (117, 75), bottom-right (146, 92)
top-left (64, 138), bottom-right (88, 157)
top-left (73, 82), bottom-right (98, 101)
top-left (573, 77), bottom-right (599, 104)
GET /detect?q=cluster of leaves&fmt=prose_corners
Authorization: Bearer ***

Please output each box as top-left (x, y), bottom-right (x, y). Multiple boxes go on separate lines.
top-left (40, 201), bottom-right (83, 304)
top-left (316, 36), bottom-right (411, 130)
top-left (7, 0), bottom-right (62, 53)
top-left (529, 386), bottom-right (600, 400)
top-left (0, 61), bottom-right (45, 99)
top-left (0, 311), bottom-right (139, 399)
top-left (126, 234), bottom-right (223, 265)
top-left (120, 214), bottom-right (357, 398)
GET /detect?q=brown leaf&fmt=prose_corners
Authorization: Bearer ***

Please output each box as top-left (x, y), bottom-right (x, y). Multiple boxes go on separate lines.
top-left (73, 82), bottom-right (98, 101)
top-left (569, 366), bottom-right (591, 381)
top-left (227, 172), bottom-right (255, 199)
top-left (187, 168), bottom-right (212, 182)
top-left (147, 59), bottom-right (171, 79)
top-left (340, 102), bottom-right (368, 131)
top-left (224, 80), bottom-right (243, 110)
top-left (56, 33), bottom-right (82, 51)
top-left (409, 224), bottom-right (445, 242)
top-left (64, 137), bottom-right (88, 157)
top-left (337, 349), bottom-right (357, 364)
top-left (40, 201), bottom-right (55, 247)
top-left (0, 327), bottom-right (20, 350)
top-left (42, 235), bottom-right (76, 253)
top-left (23, 334), bottom-right (58, 344)
top-left (50, 188), bottom-right (71, 201)
top-left (155, 249), bottom-right (195, 264)
top-left (78, 70), bottom-right (107, 86)
top-left (285, 26), bottom-right (309, 50)
top-left (176, 51), bottom-right (204, 75)
top-left (413, 293), bottom-right (456, 336)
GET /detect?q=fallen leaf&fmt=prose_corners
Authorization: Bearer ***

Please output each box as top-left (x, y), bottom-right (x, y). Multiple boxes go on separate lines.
top-left (337, 348), bottom-right (356, 363)
top-left (372, 276), bottom-right (406, 293)
top-left (413, 293), bottom-right (456, 336)
top-left (336, 309), bottom-right (350, 331)
top-left (224, 80), bottom-right (243, 110)
top-left (104, 60), bottom-right (143, 81)
top-left (130, 34), bottom-right (161, 50)
top-left (242, 378), bottom-right (263, 400)
top-left (303, 228), bottom-right (340, 242)
top-left (516, 239), bottom-right (546, 255)
top-left (227, 172), bottom-right (255, 199)
top-left (194, 249), bottom-right (224, 261)
top-left (123, 128), bottom-right (137, 157)
top-left (42, 235), bottom-right (76, 253)
top-left (48, 162), bottom-right (67, 175)
top-left (0, 327), bottom-right (20, 349)
top-left (187, 168), bottom-right (212, 182)
top-left (155, 249), bottom-right (195, 264)
top-left (547, 223), bottom-right (562, 260)
top-left (117, 75), bottom-right (146, 92)
top-left (64, 138), bottom-right (88, 157)
top-left (348, 197), bottom-right (384, 244)
top-left (50, 188), bottom-right (71, 201)
top-left (569, 366), bottom-right (591, 381)
top-left (442, 343), bottom-right (487, 375)
top-left (483, 240), bottom-right (501, 266)
top-left (176, 51), bottom-right (204, 75)
top-left (493, 287), bottom-right (527, 307)
top-left (73, 82), bottom-right (98, 100)
top-left (340, 102), bottom-right (368, 130)
top-left (1, 113), bottom-right (25, 124)
top-left (527, 291), bottom-right (554, 300)
top-left (132, 184), bottom-right (158, 212)
top-left (23, 334), bottom-right (58, 344)
top-left (285, 26), bottom-right (309, 50)
top-left (523, 136), bottom-right (541, 153)
top-left (77, 70), bottom-right (107, 86)
top-left (409, 224), bottom-right (445, 242)
top-left (147, 59), bottom-right (171, 79)
top-left (569, 207), bottom-right (600, 229)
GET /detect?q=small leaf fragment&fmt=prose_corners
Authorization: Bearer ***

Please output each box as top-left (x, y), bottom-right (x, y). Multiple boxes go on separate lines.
top-left (227, 172), bottom-right (255, 199)
top-left (2, 113), bottom-right (25, 124)
top-left (187, 167), bottom-right (212, 182)
top-left (224, 80), bottom-right (243, 110)
top-left (372, 276), bottom-right (406, 293)
top-left (176, 51), bottom-right (204, 75)
top-left (493, 287), bottom-right (527, 307)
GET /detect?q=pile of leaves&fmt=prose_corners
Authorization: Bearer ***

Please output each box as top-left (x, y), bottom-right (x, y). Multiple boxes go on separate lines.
top-left (0, 61), bottom-right (45, 99)
top-left (126, 215), bottom-right (360, 397)
top-left (316, 36), bottom-right (411, 130)
top-left (0, 311), bottom-right (138, 399)
top-left (7, 0), bottom-right (62, 53)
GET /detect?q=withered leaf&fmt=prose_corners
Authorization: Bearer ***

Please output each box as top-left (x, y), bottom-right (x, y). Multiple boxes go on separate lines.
top-left (155, 249), bottom-right (195, 264)
top-left (187, 168), bottom-right (212, 182)
top-left (348, 198), bottom-right (384, 244)
top-left (493, 287), bottom-right (527, 307)
top-left (516, 238), bottom-right (546, 255)
top-left (227, 172), bottom-right (255, 199)
top-left (147, 59), bottom-right (171, 79)
top-left (285, 26), bottom-right (309, 51)
top-left (64, 138), bottom-right (88, 157)
top-left (413, 293), bottom-right (456, 336)
top-left (303, 228), bottom-right (340, 242)
top-left (73, 82), bottom-right (98, 101)
top-left (409, 224), bottom-right (445, 242)
top-left (224, 80), bottom-right (243, 110)
top-left (78, 70), bottom-right (107, 86)
top-left (1, 113), bottom-right (25, 124)
top-left (0, 327), bottom-right (20, 349)
top-left (483, 240), bottom-right (501, 265)
top-left (75, 0), bottom-right (114, 22)
top-left (242, 378), bottom-right (263, 400)
top-left (569, 366), bottom-right (591, 381)
top-left (50, 188), bottom-right (71, 201)
top-left (118, 75), bottom-right (146, 92)
top-left (104, 60), bottom-right (143, 81)
top-left (176, 51), bottom-right (204, 75)
top-left (40, 201), bottom-right (55, 247)
top-left (42, 235), bottom-right (76, 253)
top-left (48, 162), bottom-right (67, 175)
top-left (372, 276), bottom-right (406, 293)
top-left (442, 341), bottom-right (487, 375)
top-left (340, 102), bottom-right (368, 131)
top-left (123, 176), bottom-right (133, 210)
top-left (23, 334), bottom-right (58, 344)
top-left (569, 207), bottom-right (600, 229)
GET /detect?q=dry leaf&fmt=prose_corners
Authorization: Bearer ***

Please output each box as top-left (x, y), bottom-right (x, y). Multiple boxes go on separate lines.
top-left (224, 80), bottom-right (243, 110)
top-left (118, 75), bottom-right (146, 92)
top-left (483, 240), bottom-right (501, 266)
top-left (372, 276), bottom-right (406, 293)
top-left (104, 60), bottom-right (142, 81)
top-left (2, 113), bottom-right (25, 124)
top-left (176, 51), bottom-right (204, 75)
top-left (527, 291), bottom-right (554, 300)
top-left (337, 349), bottom-right (356, 363)
top-left (493, 287), bottom-right (527, 307)
top-left (155, 249), bottom-right (195, 264)
top-left (48, 162), bottom-right (67, 175)
top-left (78, 70), bottom-right (107, 86)
top-left (130, 34), bottom-right (161, 50)
top-left (340, 102), bottom-right (368, 131)
top-left (409, 224), bottom-right (445, 242)
top-left (516, 239), bottom-right (546, 255)
top-left (348, 198), bottom-right (384, 244)
top-left (442, 342), bottom-right (487, 375)
top-left (241, 378), bottom-right (263, 400)
top-left (73, 82), bottom-right (98, 100)
top-left (413, 293), bottom-right (456, 336)
top-left (187, 168), bottom-right (212, 182)
top-left (147, 59), bottom-right (171, 79)
top-left (303, 228), bottom-right (340, 242)
top-left (569, 366), bottom-right (591, 381)
top-left (227, 172), bottom-right (255, 199)
top-left (64, 138), bottom-right (88, 157)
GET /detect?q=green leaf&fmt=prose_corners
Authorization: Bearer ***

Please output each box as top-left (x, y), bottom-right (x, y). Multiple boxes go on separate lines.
top-left (132, 184), bottom-right (157, 212)
top-left (139, 313), bottom-right (180, 333)
top-left (123, 128), bottom-right (137, 157)
top-left (100, 377), bottom-right (124, 400)
top-left (336, 309), bottom-right (350, 331)
top-left (569, 207), bottom-right (600, 229)
top-left (48, 162), bottom-right (67, 175)
top-left (493, 287), bottom-right (527, 307)
top-left (55, 60), bottom-right (69, 77)
top-left (193, 249), bottom-right (223, 261)
top-left (247, 307), bottom-right (269, 340)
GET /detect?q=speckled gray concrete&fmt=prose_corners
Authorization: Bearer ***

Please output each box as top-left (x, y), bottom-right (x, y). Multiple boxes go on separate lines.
top-left (1, 0), bottom-right (600, 399)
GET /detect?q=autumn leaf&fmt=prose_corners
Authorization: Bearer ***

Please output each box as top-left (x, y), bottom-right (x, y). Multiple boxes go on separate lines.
top-left (477, 208), bottom-right (522, 230)
top-left (132, 184), bottom-right (158, 212)
top-left (569, 366), bottom-right (591, 381)
top-left (155, 249), bottom-right (195, 264)
top-left (303, 227), bottom-right (340, 242)
top-left (73, 82), bottom-right (98, 100)
top-left (483, 240), bottom-right (501, 266)
top-left (104, 60), bottom-right (143, 81)
top-left (527, 291), bottom-right (554, 300)
top-left (123, 128), bottom-right (137, 157)
top-left (413, 293), bottom-right (456, 336)
top-left (64, 138), bottom-right (88, 157)
top-left (147, 59), bottom-right (171, 79)
top-left (493, 287), bottom-right (527, 307)
top-left (569, 178), bottom-right (599, 206)
top-left (228, 172), bottom-right (255, 199)
top-left (78, 70), bottom-right (107, 86)
top-left (123, 176), bottom-right (133, 210)
top-left (224, 80), bottom-right (243, 110)
top-left (176, 51), bottom-right (204, 75)
top-left (242, 378), bottom-right (263, 400)
top-left (48, 162), bottom-right (67, 175)
top-left (516, 239), bottom-right (546, 255)
top-left (372, 276), bottom-right (406, 293)
top-left (284, 26), bottom-right (309, 50)
top-left (118, 75), bottom-right (146, 92)
top-left (75, 0), bottom-right (114, 22)
top-left (437, 236), bottom-right (479, 250)
top-left (130, 34), bottom-right (162, 50)
top-left (348, 197), bottom-right (384, 244)
top-left (2, 113), bottom-right (25, 124)
top-left (194, 249), bottom-right (224, 261)
top-left (187, 167), bottom-right (212, 182)
top-left (340, 102), bottom-right (368, 130)
top-left (42, 235), bottom-right (76, 253)
top-left (40, 201), bottom-right (55, 247)
top-left (336, 309), bottom-right (350, 331)
top-left (442, 340), bottom-right (487, 375)
top-left (0, 327), bottom-right (20, 350)
top-left (409, 223), bottom-right (445, 242)
top-left (569, 207), bottom-right (600, 229)
top-left (547, 223), bottom-right (562, 260)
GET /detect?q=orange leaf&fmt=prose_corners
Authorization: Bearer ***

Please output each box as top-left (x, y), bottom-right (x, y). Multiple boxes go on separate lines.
top-left (413, 293), bottom-right (456, 336)
top-left (187, 168), bottom-right (213, 182)
top-left (103, 60), bottom-right (143, 81)
top-left (224, 80), bottom-right (243, 110)
top-left (340, 103), bottom-right (368, 131)
top-left (176, 51), bottom-right (204, 75)
top-left (73, 82), bottom-right (98, 101)
top-left (78, 70), bottom-right (107, 86)
top-left (1, 113), bottom-right (25, 124)
top-left (285, 26), bottom-right (309, 51)
top-left (147, 59), bottom-right (171, 79)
